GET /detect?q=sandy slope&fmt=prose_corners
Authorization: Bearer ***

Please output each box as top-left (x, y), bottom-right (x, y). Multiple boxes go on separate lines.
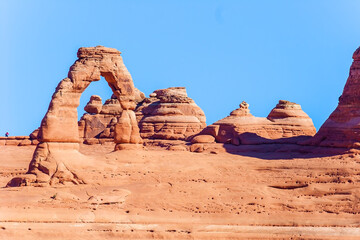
top-left (1, 143), bottom-right (360, 239)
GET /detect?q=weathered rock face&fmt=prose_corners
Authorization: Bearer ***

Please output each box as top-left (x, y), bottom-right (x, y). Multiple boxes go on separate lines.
top-left (37, 46), bottom-right (141, 145)
top-left (0, 136), bottom-right (34, 146)
top-left (79, 92), bottom-right (145, 144)
top-left (78, 87), bottom-right (205, 143)
top-left (199, 100), bottom-right (316, 145)
top-left (267, 100), bottom-right (316, 138)
top-left (100, 94), bottom-right (122, 115)
top-left (308, 47), bottom-right (360, 148)
top-left (8, 46), bottom-right (143, 187)
top-left (136, 87), bottom-right (206, 140)
top-left (79, 114), bottom-right (116, 140)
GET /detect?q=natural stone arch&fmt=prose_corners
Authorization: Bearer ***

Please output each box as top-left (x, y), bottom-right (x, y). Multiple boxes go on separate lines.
top-left (7, 46), bottom-right (142, 187)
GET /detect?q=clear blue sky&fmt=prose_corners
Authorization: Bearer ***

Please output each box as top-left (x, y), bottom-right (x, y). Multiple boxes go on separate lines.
top-left (1, 0), bottom-right (360, 136)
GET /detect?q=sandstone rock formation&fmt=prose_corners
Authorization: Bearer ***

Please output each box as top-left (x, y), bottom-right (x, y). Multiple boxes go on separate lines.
top-left (100, 94), bottom-right (122, 115)
top-left (198, 100), bottom-right (316, 145)
top-left (78, 92), bottom-right (145, 144)
top-left (135, 87), bottom-right (206, 140)
top-left (0, 136), bottom-right (33, 146)
top-left (191, 135), bottom-right (215, 144)
top-left (7, 46), bottom-right (143, 187)
top-left (79, 113), bottom-right (116, 141)
top-left (307, 47), bottom-right (360, 148)
top-left (84, 95), bottom-right (103, 114)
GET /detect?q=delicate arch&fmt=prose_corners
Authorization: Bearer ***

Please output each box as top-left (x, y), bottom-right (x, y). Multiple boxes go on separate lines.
top-left (39, 46), bottom-right (141, 144)
top-left (7, 46), bottom-right (142, 187)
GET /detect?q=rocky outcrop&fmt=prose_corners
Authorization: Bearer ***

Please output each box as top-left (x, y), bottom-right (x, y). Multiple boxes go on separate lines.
top-left (78, 87), bottom-right (206, 143)
top-left (136, 87), bottom-right (206, 140)
top-left (79, 92), bottom-right (145, 144)
top-left (267, 100), bottom-right (316, 138)
top-left (79, 114), bottom-right (116, 140)
top-left (0, 136), bottom-right (34, 146)
top-left (198, 100), bottom-right (316, 145)
top-left (8, 46), bottom-right (143, 187)
top-left (84, 95), bottom-right (103, 114)
top-left (100, 94), bottom-right (122, 115)
top-left (307, 47), bottom-right (360, 148)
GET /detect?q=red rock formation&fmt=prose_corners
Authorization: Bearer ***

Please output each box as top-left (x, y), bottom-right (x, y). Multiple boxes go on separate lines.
top-left (307, 47), bottom-right (360, 148)
top-left (84, 95), bottom-right (103, 114)
top-left (136, 87), bottom-right (206, 140)
top-left (0, 136), bottom-right (33, 146)
top-left (8, 46), bottom-right (143, 187)
top-left (199, 100), bottom-right (316, 145)
top-left (79, 92), bottom-right (145, 144)
top-left (100, 94), bottom-right (122, 115)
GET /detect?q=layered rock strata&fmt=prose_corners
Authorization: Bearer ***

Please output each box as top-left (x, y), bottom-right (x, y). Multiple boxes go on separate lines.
top-left (199, 100), bottom-right (316, 145)
top-left (308, 47), bottom-right (360, 148)
top-left (0, 136), bottom-right (34, 146)
top-left (8, 46), bottom-right (142, 187)
top-left (136, 87), bottom-right (206, 140)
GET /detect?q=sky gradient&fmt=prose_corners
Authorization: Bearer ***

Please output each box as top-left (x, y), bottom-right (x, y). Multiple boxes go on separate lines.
top-left (1, 0), bottom-right (360, 136)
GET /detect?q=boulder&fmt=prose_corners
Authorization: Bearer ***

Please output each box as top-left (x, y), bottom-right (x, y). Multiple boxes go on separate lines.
top-left (30, 128), bottom-right (39, 140)
top-left (190, 143), bottom-right (205, 153)
top-left (191, 135), bottom-right (215, 144)
top-left (84, 95), bottom-right (103, 114)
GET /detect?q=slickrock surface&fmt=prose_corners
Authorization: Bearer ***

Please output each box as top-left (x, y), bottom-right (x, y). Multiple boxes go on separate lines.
top-left (309, 47), bottom-right (360, 148)
top-left (8, 46), bottom-right (143, 187)
top-left (136, 87), bottom-right (206, 140)
top-left (199, 100), bottom-right (316, 146)
top-left (1, 144), bottom-right (360, 239)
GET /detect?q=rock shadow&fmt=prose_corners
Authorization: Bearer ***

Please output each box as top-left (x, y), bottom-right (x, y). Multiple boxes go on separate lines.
top-left (220, 132), bottom-right (351, 160)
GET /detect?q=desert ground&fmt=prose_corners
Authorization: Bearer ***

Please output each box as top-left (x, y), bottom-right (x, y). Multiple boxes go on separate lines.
top-left (1, 142), bottom-right (360, 239)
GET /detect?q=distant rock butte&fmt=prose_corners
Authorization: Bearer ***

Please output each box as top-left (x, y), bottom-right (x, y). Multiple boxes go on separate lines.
top-left (198, 100), bottom-right (316, 145)
top-left (135, 87), bottom-right (206, 140)
top-left (307, 47), bottom-right (360, 148)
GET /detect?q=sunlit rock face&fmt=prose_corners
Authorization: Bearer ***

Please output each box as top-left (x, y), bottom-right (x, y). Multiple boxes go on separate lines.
top-left (136, 87), bottom-right (207, 140)
top-left (198, 100), bottom-right (316, 145)
top-left (79, 92), bottom-right (145, 144)
top-left (308, 46), bottom-right (360, 148)
top-left (79, 87), bottom-right (207, 143)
